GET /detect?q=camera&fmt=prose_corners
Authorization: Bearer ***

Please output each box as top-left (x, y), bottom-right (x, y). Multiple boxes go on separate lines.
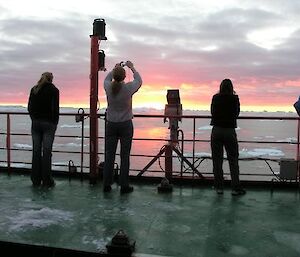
top-left (164, 89), bottom-right (182, 142)
top-left (119, 61), bottom-right (126, 67)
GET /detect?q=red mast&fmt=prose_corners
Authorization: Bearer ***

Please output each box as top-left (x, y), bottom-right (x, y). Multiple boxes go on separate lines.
top-left (89, 19), bottom-right (106, 184)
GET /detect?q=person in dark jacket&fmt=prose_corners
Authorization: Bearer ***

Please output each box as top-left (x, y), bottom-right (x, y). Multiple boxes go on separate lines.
top-left (210, 79), bottom-right (245, 196)
top-left (28, 72), bottom-right (59, 187)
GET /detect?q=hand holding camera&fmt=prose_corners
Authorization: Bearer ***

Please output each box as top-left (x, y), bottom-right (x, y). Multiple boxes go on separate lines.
top-left (125, 61), bottom-right (134, 69)
top-left (117, 61), bottom-right (136, 73)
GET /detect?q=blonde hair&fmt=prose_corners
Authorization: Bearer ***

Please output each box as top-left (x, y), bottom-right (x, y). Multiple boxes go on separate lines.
top-left (33, 72), bottom-right (53, 94)
top-left (111, 66), bottom-right (126, 96)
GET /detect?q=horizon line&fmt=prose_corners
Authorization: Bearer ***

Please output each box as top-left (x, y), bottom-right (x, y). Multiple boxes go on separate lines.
top-left (0, 104), bottom-right (297, 114)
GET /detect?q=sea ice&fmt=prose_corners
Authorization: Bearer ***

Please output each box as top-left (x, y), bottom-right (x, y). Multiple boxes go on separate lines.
top-left (8, 207), bottom-right (73, 232)
top-left (240, 148), bottom-right (284, 158)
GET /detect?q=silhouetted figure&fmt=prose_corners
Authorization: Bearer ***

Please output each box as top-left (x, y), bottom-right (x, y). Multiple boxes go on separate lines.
top-left (210, 79), bottom-right (245, 196)
top-left (294, 96), bottom-right (300, 116)
top-left (103, 61), bottom-right (142, 194)
top-left (28, 72), bottom-right (59, 188)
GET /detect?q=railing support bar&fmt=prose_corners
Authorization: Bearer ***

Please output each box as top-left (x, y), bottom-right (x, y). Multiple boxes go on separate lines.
top-left (6, 114), bottom-right (11, 174)
top-left (297, 119), bottom-right (300, 183)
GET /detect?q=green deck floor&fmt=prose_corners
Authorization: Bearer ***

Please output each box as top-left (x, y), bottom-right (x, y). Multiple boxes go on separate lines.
top-left (0, 173), bottom-right (300, 257)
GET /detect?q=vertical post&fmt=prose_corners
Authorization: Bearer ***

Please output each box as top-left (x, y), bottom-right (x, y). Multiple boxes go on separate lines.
top-left (165, 144), bottom-right (173, 180)
top-left (81, 117), bottom-right (84, 181)
top-left (89, 18), bottom-right (107, 184)
top-left (297, 119), bottom-right (300, 182)
top-left (178, 130), bottom-right (184, 178)
top-left (89, 35), bottom-right (99, 184)
top-left (6, 114), bottom-right (11, 174)
top-left (192, 117), bottom-right (196, 179)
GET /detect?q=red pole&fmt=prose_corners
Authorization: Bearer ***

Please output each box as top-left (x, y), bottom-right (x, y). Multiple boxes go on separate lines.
top-left (89, 35), bottom-right (100, 184)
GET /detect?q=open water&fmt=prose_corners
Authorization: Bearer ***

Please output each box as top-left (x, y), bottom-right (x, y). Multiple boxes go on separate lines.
top-left (0, 106), bottom-right (299, 181)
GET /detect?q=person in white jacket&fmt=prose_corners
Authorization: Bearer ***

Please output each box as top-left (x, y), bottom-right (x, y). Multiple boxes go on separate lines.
top-left (103, 61), bottom-right (142, 194)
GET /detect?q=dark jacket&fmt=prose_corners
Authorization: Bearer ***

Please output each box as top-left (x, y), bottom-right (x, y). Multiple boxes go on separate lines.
top-left (28, 83), bottom-right (59, 124)
top-left (210, 94), bottom-right (240, 128)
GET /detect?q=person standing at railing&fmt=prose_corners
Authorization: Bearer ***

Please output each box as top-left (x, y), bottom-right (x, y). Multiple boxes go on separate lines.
top-left (210, 79), bottom-right (246, 196)
top-left (28, 72), bottom-right (59, 188)
top-left (294, 96), bottom-right (300, 116)
top-left (103, 61), bottom-right (142, 194)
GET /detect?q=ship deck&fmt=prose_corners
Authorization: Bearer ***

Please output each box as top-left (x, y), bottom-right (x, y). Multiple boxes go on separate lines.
top-left (1, 172), bottom-right (300, 257)
top-left (1, 110), bottom-right (300, 256)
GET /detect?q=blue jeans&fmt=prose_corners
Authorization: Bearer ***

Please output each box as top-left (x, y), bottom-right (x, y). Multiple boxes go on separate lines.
top-left (103, 120), bottom-right (133, 187)
top-left (211, 126), bottom-right (241, 190)
top-left (31, 119), bottom-right (57, 186)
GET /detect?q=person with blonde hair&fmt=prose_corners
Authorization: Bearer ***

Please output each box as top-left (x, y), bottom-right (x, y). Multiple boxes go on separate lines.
top-left (28, 72), bottom-right (59, 188)
top-left (103, 61), bottom-right (142, 194)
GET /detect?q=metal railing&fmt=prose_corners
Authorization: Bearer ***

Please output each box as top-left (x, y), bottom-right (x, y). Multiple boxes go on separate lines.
top-left (0, 111), bottom-right (299, 181)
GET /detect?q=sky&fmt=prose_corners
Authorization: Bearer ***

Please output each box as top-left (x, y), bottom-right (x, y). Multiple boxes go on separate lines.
top-left (0, 0), bottom-right (299, 112)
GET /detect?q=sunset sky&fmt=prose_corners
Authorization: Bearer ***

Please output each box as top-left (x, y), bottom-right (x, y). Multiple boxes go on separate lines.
top-left (0, 0), bottom-right (299, 112)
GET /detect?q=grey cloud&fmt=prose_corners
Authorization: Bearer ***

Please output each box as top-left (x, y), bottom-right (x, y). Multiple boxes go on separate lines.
top-left (0, 16), bottom-right (91, 99)
top-left (105, 7), bottom-right (299, 85)
top-left (0, 3), bottom-right (299, 106)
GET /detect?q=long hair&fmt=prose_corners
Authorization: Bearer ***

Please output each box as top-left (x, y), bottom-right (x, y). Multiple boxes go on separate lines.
top-left (33, 72), bottom-right (53, 94)
top-left (111, 66), bottom-right (126, 96)
top-left (219, 78), bottom-right (235, 95)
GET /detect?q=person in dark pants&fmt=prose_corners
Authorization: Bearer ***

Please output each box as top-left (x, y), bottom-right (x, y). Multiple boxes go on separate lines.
top-left (103, 61), bottom-right (142, 194)
top-left (28, 72), bottom-right (59, 188)
top-left (210, 79), bottom-right (245, 196)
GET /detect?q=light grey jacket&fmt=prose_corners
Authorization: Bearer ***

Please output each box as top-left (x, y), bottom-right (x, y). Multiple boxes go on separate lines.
top-left (104, 70), bottom-right (142, 122)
